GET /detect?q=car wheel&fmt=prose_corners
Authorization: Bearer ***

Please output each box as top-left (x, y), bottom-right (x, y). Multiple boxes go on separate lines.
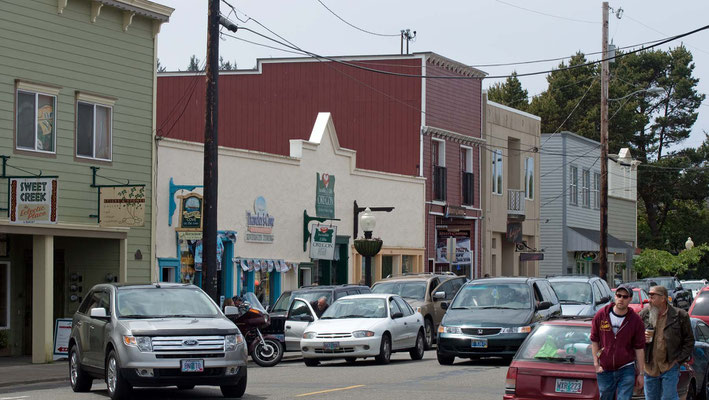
top-left (177, 384), bottom-right (196, 390)
top-left (106, 350), bottom-right (132, 400)
top-left (437, 350), bottom-right (455, 365)
top-left (220, 368), bottom-right (247, 398)
top-left (375, 334), bottom-right (392, 365)
top-left (409, 331), bottom-right (425, 360)
top-left (69, 346), bottom-right (92, 392)
top-left (303, 358), bottom-right (320, 367)
top-left (423, 319), bottom-right (434, 350)
top-left (345, 357), bottom-right (357, 364)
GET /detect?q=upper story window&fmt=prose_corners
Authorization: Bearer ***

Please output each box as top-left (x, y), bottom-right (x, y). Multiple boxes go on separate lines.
top-left (15, 81), bottom-right (60, 154)
top-left (569, 165), bottom-right (578, 205)
top-left (582, 169), bottom-right (591, 208)
top-left (524, 157), bottom-right (534, 200)
top-left (492, 149), bottom-right (503, 195)
top-left (461, 147), bottom-right (474, 205)
top-left (593, 172), bottom-right (600, 209)
top-left (76, 92), bottom-right (115, 161)
top-left (432, 139), bottom-right (446, 201)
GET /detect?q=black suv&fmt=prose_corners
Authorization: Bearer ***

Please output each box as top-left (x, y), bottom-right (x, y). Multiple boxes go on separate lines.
top-left (547, 275), bottom-right (613, 317)
top-left (644, 276), bottom-right (693, 310)
top-left (436, 277), bottom-right (562, 365)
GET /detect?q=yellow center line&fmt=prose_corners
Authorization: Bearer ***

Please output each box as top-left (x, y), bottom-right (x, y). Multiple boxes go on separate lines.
top-left (296, 384), bottom-right (366, 397)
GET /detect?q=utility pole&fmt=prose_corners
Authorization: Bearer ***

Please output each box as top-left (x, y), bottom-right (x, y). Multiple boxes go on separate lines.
top-left (599, 2), bottom-right (609, 282)
top-left (203, 0), bottom-right (220, 302)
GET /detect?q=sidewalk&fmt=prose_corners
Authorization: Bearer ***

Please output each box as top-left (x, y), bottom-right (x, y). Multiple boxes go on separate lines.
top-left (0, 353), bottom-right (302, 388)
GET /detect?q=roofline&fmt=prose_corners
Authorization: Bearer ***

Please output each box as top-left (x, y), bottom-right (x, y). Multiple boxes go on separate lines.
top-left (541, 131), bottom-right (601, 147)
top-left (98, 0), bottom-right (174, 22)
top-left (486, 99), bottom-right (541, 121)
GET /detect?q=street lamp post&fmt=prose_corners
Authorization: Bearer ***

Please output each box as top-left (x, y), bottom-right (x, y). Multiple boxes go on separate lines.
top-left (353, 208), bottom-right (383, 287)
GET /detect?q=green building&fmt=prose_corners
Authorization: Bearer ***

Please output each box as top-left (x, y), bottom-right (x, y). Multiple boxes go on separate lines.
top-left (0, 0), bottom-right (172, 362)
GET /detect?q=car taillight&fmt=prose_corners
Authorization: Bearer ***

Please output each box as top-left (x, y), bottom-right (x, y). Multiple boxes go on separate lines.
top-left (505, 367), bottom-right (518, 394)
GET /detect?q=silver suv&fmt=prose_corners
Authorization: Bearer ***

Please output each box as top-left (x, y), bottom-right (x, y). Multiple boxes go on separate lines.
top-left (68, 283), bottom-right (248, 399)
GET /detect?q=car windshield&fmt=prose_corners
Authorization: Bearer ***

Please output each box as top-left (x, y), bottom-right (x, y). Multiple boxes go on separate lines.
top-left (450, 283), bottom-right (531, 309)
top-left (550, 282), bottom-right (592, 304)
top-left (371, 281), bottom-right (427, 300)
top-left (516, 324), bottom-right (593, 364)
top-left (692, 293), bottom-right (709, 316)
top-left (683, 282), bottom-right (706, 291)
top-left (651, 278), bottom-right (676, 290)
top-left (117, 287), bottom-right (220, 318)
top-left (271, 291), bottom-right (292, 313)
top-left (613, 289), bottom-right (641, 304)
top-left (320, 298), bottom-right (387, 319)
top-left (291, 290), bottom-right (332, 305)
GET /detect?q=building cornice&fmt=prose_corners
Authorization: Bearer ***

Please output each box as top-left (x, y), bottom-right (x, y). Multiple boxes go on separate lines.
top-left (422, 125), bottom-right (486, 145)
top-left (59, 0), bottom-right (173, 21)
top-left (421, 52), bottom-right (487, 78)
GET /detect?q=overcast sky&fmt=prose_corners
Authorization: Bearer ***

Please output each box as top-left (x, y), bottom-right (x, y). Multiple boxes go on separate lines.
top-left (156, 0), bottom-right (709, 153)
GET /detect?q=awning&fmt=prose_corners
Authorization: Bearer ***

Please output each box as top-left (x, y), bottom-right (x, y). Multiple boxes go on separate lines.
top-left (566, 227), bottom-right (634, 254)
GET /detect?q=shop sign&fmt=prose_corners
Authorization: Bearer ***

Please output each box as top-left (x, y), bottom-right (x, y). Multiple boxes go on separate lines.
top-left (10, 177), bottom-right (58, 224)
top-left (445, 205), bottom-right (467, 218)
top-left (576, 251), bottom-right (598, 262)
top-left (53, 318), bottom-right (72, 360)
top-left (506, 221), bottom-right (523, 243)
top-left (177, 193), bottom-right (202, 231)
top-left (436, 230), bottom-right (471, 264)
top-left (520, 252), bottom-right (544, 261)
top-left (310, 225), bottom-right (337, 260)
top-left (315, 172), bottom-right (335, 218)
top-left (99, 186), bottom-right (146, 227)
top-left (246, 196), bottom-right (275, 243)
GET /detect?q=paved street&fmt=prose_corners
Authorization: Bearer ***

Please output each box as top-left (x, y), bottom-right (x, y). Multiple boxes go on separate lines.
top-left (0, 352), bottom-right (507, 400)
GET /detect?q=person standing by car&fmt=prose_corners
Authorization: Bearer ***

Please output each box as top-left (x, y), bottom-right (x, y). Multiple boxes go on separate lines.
top-left (310, 296), bottom-right (329, 318)
top-left (591, 284), bottom-right (646, 400)
top-left (639, 286), bottom-right (694, 400)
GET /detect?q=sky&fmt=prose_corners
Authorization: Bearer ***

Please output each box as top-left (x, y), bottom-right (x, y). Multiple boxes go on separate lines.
top-left (155, 0), bottom-right (709, 153)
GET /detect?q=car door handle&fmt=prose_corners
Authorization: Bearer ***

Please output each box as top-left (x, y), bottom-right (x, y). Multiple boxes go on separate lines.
top-left (285, 326), bottom-right (291, 330)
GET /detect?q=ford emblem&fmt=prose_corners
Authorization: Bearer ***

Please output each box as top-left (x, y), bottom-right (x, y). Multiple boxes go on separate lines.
top-left (183, 339), bottom-right (198, 346)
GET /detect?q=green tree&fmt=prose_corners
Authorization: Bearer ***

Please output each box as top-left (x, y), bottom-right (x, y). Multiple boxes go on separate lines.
top-left (635, 244), bottom-right (709, 278)
top-left (186, 55), bottom-right (202, 71)
top-left (157, 58), bottom-right (167, 73)
top-left (219, 56), bottom-right (237, 71)
top-left (487, 71), bottom-right (528, 111)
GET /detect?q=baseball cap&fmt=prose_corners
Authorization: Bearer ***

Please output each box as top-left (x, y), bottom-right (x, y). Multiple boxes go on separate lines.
top-left (615, 283), bottom-right (634, 296)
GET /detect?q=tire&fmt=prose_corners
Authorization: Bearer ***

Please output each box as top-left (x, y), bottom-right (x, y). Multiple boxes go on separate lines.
top-left (409, 331), bottom-right (425, 360)
top-left (252, 338), bottom-right (284, 367)
top-left (437, 350), bottom-right (455, 365)
top-left (375, 334), bottom-right (392, 365)
top-left (303, 358), bottom-right (320, 367)
top-left (687, 381), bottom-right (697, 400)
top-left (220, 368), bottom-right (247, 398)
top-left (106, 350), bottom-right (132, 400)
top-left (177, 384), bottom-right (196, 390)
top-left (423, 319), bottom-right (434, 350)
top-left (69, 346), bottom-right (92, 393)
top-left (345, 357), bottom-right (357, 364)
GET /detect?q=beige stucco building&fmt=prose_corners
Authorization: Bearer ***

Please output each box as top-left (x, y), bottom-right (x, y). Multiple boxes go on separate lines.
top-left (481, 98), bottom-right (542, 277)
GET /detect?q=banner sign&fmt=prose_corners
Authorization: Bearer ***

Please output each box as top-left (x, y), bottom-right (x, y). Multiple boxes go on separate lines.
top-left (10, 177), bottom-right (58, 224)
top-left (436, 230), bottom-right (471, 264)
top-left (315, 173), bottom-right (335, 218)
top-left (310, 225), bottom-right (337, 260)
top-left (246, 196), bottom-right (275, 243)
top-left (177, 193), bottom-right (202, 231)
top-left (53, 318), bottom-right (72, 360)
top-left (99, 186), bottom-right (146, 227)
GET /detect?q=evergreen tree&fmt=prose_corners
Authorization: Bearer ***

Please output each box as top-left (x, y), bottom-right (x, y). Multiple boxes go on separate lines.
top-left (219, 56), bottom-right (237, 71)
top-left (487, 71), bottom-right (528, 111)
top-left (186, 55), bottom-right (202, 71)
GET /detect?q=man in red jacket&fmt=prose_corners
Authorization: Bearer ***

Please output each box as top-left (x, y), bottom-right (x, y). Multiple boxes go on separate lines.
top-left (591, 283), bottom-right (646, 400)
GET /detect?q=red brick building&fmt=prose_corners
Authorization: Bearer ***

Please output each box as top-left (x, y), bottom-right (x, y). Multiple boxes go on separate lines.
top-left (157, 52), bottom-right (486, 278)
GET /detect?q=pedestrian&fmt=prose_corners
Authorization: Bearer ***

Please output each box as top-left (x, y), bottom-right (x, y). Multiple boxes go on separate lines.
top-left (639, 285), bottom-right (694, 400)
top-left (310, 296), bottom-right (329, 318)
top-left (590, 283), bottom-right (646, 400)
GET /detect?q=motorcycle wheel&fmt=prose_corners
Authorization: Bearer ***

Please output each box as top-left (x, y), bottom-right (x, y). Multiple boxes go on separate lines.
top-left (252, 338), bottom-right (284, 367)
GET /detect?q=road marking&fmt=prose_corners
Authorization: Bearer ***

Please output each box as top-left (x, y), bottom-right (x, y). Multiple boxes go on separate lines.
top-left (296, 385), bottom-right (365, 397)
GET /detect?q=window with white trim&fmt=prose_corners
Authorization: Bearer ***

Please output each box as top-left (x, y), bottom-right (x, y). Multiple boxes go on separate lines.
top-left (593, 172), bottom-right (600, 209)
top-left (0, 263), bottom-right (9, 329)
top-left (492, 149), bottom-right (503, 195)
top-left (582, 169), bottom-right (590, 208)
top-left (16, 83), bottom-right (58, 153)
top-left (524, 157), bottom-right (534, 200)
top-left (569, 165), bottom-right (578, 205)
top-left (76, 93), bottom-right (114, 161)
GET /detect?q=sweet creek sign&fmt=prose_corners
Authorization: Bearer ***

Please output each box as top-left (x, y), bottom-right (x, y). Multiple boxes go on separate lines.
top-left (10, 177), bottom-right (58, 224)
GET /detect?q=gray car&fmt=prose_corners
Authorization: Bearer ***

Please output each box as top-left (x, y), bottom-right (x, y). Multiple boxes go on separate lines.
top-left (68, 283), bottom-right (248, 399)
top-left (548, 275), bottom-right (613, 316)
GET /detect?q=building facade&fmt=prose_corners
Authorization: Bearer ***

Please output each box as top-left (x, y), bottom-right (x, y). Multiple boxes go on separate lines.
top-left (157, 53), bottom-right (486, 280)
top-left (0, 0), bottom-right (172, 362)
top-left (155, 113), bottom-right (426, 303)
top-left (481, 99), bottom-right (542, 277)
top-left (539, 132), bottom-right (637, 282)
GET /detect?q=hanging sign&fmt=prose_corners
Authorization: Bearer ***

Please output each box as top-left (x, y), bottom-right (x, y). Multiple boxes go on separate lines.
top-left (246, 196), bottom-right (275, 243)
top-left (177, 193), bottom-right (202, 231)
top-left (310, 225), bottom-right (337, 260)
top-left (10, 177), bottom-right (58, 224)
top-left (99, 186), bottom-right (146, 227)
top-left (315, 172), bottom-right (335, 218)
top-left (506, 221), bottom-right (523, 243)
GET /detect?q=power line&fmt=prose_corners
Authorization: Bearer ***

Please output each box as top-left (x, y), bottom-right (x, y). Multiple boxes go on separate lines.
top-left (496, 0), bottom-right (598, 25)
top-left (314, 0), bottom-right (399, 37)
top-left (540, 77), bottom-right (598, 148)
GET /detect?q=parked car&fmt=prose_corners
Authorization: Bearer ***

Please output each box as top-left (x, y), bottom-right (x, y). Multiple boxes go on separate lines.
top-left (436, 277), bottom-right (561, 364)
top-left (68, 283), bottom-right (248, 400)
top-left (689, 287), bottom-right (709, 325)
top-left (371, 273), bottom-right (466, 349)
top-left (645, 276), bottom-right (694, 310)
top-left (690, 318), bottom-right (709, 400)
top-left (548, 275), bottom-right (612, 316)
top-left (683, 280), bottom-right (709, 299)
top-left (503, 318), bottom-right (696, 400)
top-left (612, 287), bottom-right (650, 313)
top-left (293, 294), bottom-right (425, 365)
top-left (625, 280), bottom-right (657, 294)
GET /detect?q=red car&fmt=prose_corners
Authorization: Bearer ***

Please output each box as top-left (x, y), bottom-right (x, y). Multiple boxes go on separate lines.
top-left (504, 319), bottom-right (696, 400)
top-left (689, 287), bottom-right (709, 325)
top-left (612, 288), bottom-right (651, 313)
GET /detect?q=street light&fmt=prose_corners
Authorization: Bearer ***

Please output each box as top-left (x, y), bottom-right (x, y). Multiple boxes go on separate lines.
top-left (360, 208), bottom-right (376, 239)
top-left (686, 237), bottom-right (695, 251)
top-left (353, 207), bottom-right (383, 287)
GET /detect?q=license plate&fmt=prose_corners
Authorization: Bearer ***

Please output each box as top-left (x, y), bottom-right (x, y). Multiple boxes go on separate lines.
top-left (555, 378), bottom-right (583, 394)
top-left (180, 359), bottom-right (204, 373)
top-left (470, 338), bottom-right (488, 348)
top-left (324, 342), bottom-right (340, 350)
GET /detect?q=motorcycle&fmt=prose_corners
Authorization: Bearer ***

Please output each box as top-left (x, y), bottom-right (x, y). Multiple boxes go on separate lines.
top-left (230, 292), bottom-right (284, 367)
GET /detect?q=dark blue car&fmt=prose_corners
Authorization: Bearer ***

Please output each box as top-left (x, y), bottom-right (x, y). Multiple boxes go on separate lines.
top-left (690, 318), bottom-right (709, 399)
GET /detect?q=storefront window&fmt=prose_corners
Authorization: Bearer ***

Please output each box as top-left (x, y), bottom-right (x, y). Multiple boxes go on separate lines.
top-left (382, 256), bottom-right (393, 279)
top-left (0, 263), bottom-right (8, 329)
top-left (402, 256), bottom-right (413, 274)
top-left (255, 270), bottom-right (270, 306)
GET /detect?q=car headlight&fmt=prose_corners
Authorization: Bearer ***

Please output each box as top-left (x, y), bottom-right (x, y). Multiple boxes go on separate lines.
top-left (225, 334), bottom-right (243, 351)
top-left (438, 325), bottom-right (462, 334)
top-left (123, 336), bottom-right (152, 352)
top-left (303, 331), bottom-right (317, 339)
top-left (500, 326), bottom-right (532, 334)
top-left (352, 330), bottom-right (375, 338)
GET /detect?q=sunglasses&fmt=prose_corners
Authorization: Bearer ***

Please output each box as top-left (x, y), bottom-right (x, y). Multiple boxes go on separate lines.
top-left (615, 293), bottom-right (631, 299)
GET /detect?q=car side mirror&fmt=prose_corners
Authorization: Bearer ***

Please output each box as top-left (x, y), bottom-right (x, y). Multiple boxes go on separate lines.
top-left (433, 291), bottom-right (446, 301)
top-left (536, 301), bottom-right (552, 311)
top-left (440, 302), bottom-right (449, 310)
top-left (677, 285), bottom-right (684, 291)
top-left (303, 315), bottom-right (315, 323)
top-left (90, 307), bottom-right (108, 319)
top-left (392, 312), bottom-right (404, 319)
top-left (597, 296), bottom-right (610, 305)
top-left (224, 306), bottom-right (239, 316)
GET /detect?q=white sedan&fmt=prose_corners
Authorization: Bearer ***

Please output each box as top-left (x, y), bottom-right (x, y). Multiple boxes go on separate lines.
top-left (298, 294), bottom-right (425, 366)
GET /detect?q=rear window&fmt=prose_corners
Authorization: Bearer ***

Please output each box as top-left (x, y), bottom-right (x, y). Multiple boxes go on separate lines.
top-left (692, 293), bottom-right (709, 316)
top-left (516, 324), bottom-right (593, 364)
top-left (550, 282), bottom-right (592, 304)
top-left (372, 281), bottom-right (427, 301)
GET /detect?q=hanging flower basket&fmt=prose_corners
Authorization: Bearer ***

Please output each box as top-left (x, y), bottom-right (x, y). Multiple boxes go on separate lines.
top-left (354, 238), bottom-right (383, 257)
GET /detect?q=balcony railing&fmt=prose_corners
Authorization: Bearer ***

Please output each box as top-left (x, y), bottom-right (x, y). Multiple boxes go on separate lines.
top-left (508, 189), bottom-right (526, 216)
top-left (434, 166), bottom-right (446, 201)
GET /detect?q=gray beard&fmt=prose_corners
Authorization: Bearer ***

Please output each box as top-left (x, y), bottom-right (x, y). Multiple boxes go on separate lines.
top-left (648, 306), bottom-right (659, 328)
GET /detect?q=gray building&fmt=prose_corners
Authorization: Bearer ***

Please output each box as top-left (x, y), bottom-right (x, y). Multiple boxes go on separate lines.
top-left (540, 132), bottom-right (637, 283)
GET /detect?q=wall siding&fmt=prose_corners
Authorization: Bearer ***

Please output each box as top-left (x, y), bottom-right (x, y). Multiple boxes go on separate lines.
top-left (539, 134), bottom-right (565, 276)
top-left (608, 197), bottom-right (636, 245)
